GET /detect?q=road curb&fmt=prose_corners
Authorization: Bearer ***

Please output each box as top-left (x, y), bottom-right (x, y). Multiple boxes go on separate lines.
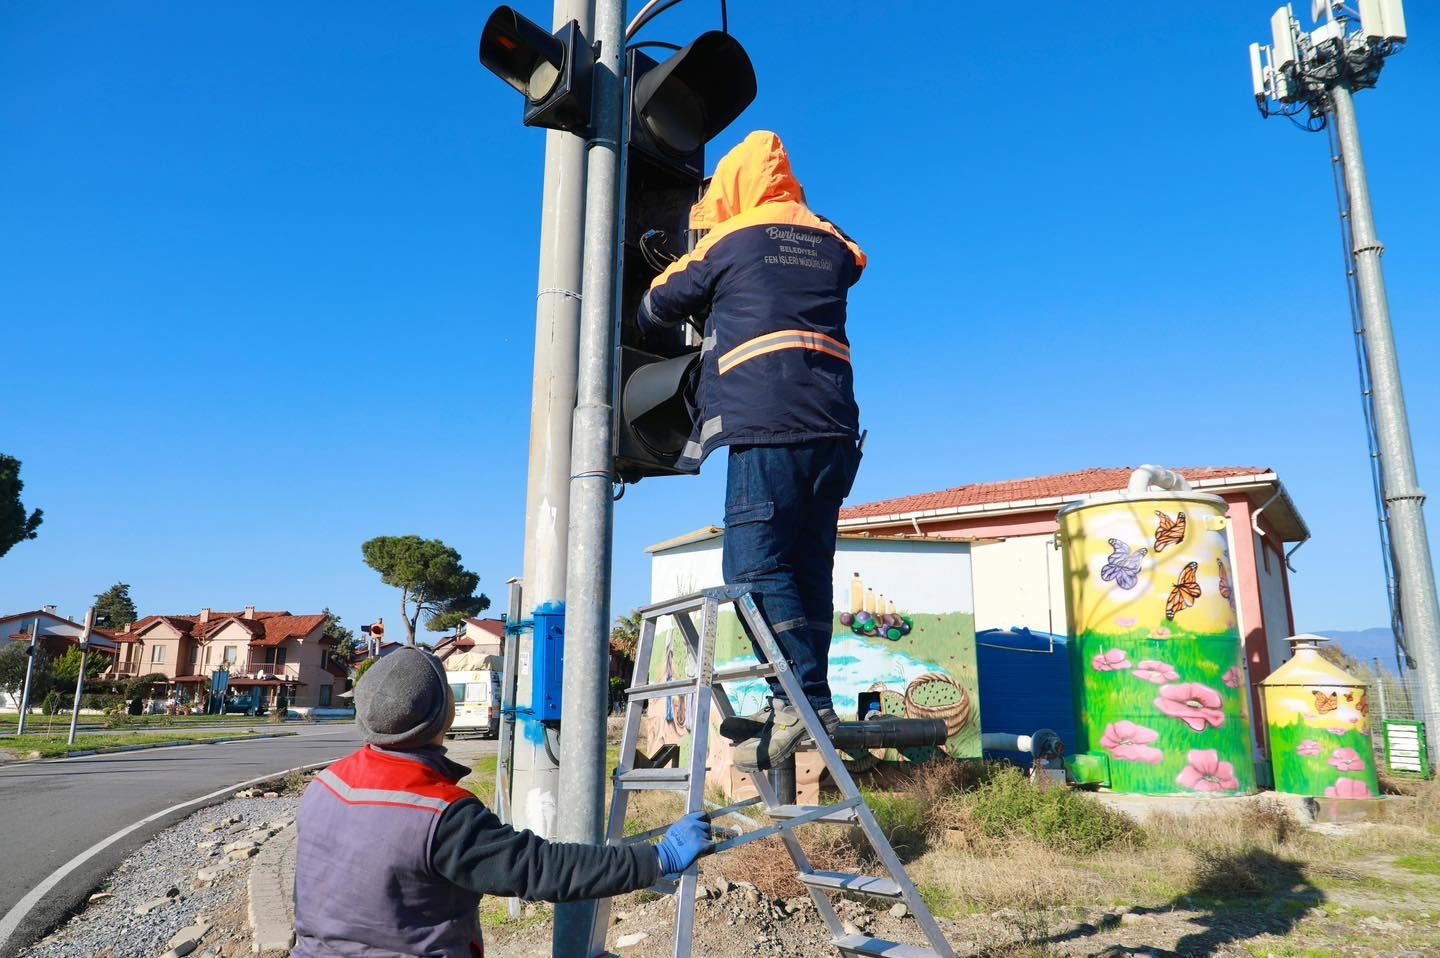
top-left (4, 732), bottom-right (297, 765)
top-left (247, 825), bottom-right (298, 953)
top-left (0, 758), bottom-right (338, 958)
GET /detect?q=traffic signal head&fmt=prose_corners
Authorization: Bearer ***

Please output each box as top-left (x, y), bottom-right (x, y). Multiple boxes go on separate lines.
top-left (479, 6), bottom-right (594, 135)
top-left (614, 36), bottom-right (757, 483)
top-left (629, 32), bottom-right (756, 175)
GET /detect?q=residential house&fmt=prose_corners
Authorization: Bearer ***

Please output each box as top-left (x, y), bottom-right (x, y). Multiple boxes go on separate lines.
top-left (1, 609), bottom-right (119, 706)
top-left (434, 617), bottom-right (505, 662)
top-left (106, 606), bottom-right (348, 711)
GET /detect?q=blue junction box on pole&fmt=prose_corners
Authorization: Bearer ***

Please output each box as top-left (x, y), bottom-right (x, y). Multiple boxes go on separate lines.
top-left (531, 605), bottom-right (565, 723)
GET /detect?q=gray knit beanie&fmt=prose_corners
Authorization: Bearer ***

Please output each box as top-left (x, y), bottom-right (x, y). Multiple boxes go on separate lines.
top-left (356, 647), bottom-right (451, 748)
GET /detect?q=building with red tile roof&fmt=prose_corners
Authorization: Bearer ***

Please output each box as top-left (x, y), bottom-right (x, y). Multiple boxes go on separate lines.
top-left (105, 605), bottom-right (344, 711)
top-left (837, 465), bottom-right (1309, 726)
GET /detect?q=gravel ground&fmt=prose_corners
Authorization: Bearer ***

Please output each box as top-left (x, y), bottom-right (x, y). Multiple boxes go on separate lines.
top-left (19, 794), bottom-right (302, 958)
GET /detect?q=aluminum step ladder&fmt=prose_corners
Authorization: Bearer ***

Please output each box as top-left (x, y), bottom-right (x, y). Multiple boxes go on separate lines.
top-left (591, 585), bottom-right (957, 958)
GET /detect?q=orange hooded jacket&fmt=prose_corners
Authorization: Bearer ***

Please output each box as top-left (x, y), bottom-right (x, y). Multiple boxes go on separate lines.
top-left (640, 131), bottom-right (866, 470)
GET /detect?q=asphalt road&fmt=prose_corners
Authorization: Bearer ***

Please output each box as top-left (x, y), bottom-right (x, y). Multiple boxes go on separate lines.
top-left (0, 723), bottom-right (362, 956)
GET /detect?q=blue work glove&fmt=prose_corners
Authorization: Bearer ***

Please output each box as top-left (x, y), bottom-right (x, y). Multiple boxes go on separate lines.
top-left (655, 811), bottom-right (714, 878)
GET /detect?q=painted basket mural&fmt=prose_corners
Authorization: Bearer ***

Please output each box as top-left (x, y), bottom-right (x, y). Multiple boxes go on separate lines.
top-left (1059, 493), bottom-right (1256, 796)
top-left (638, 541), bottom-right (980, 789)
top-left (1261, 641), bottom-right (1380, 800)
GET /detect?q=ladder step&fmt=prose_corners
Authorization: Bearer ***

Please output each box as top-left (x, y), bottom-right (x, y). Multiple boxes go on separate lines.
top-left (625, 677), bottom-right (697, 700)
top-left (833, 934), bottom-right (941, 958)
top-left (615, 767), bottom-right (692, 791)
top-left (768, 803), bottom-right (859, 825)
top-left (626, 663), bottom-right (775, 701)
top-left (797, 871), bottom-right (903, 900)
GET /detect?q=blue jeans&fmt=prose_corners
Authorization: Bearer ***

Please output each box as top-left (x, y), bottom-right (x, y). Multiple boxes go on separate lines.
top-left (722, 438), bottom-right (863, 713)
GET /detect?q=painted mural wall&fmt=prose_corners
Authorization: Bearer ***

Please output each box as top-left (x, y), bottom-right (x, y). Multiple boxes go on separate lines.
top-left (1262, 644), bottom-right (1380, 800)
top-left (1060, 495), bottom-right (1256, 796)
top-left (642, 536), bottom-right (978, 789)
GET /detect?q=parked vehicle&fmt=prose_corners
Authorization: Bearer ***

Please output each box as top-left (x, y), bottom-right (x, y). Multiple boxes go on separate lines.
top-left (445, 653), bottom-right (503, 738)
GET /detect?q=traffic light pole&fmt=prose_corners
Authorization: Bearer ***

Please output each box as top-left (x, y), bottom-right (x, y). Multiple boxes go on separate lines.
top-left (553, 0), bottom-right (626, 951)
top-left (1330, 82), bottom-right (1440, 762)
top-left (15, 616), bottom-right (40, 735)
top-left (511, 0), bottom-right (592, 842)
top-left (67, 608), bottom-right (96, 746)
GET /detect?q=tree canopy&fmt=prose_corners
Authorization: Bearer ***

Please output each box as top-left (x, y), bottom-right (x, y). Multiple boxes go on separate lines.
top-left (93, 582), bottom-right (138, 631)
top-left (0, 642), bottom-right (50, 705)
top-left (322, 609), bottom-right (360, 667)
top-left (360, 535), bottom-right (490, 645)
top-left (0, 454), bottom-right (43, 560)
top-left (53, 646), bottom-right (110, 685)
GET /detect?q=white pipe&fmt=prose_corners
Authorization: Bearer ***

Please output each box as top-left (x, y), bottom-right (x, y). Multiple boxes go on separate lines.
top-left (982, 732), bottom-right (1035, 753)
top-left (1127, 464), bottom-right (1192, 494)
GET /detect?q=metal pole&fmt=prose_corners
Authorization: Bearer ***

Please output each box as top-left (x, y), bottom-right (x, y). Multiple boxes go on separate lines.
top-left (16, 617), bottom-right (41, 735)
top-left (495, 577), bottom-right (524, 921)
top-left (510, 0), bottom-right (593, 842)
top-left (1374, 658), bottom-right (1390, 722)
top-left (554, 0), bottom-right (625, 950)
top-left (1330, 83), bottom-right (1440, 768)
top-left (67, 608), bottom-right (95, 746)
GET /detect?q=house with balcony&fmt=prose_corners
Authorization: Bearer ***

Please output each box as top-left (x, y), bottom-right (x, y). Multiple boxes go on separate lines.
top-left (434, 617), bottom-right (506, 662)
top-left (107, 606), bottom-right (347, 711)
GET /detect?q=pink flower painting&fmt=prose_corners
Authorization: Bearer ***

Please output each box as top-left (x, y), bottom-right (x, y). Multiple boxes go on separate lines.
top-left (1133, 660), bottom-right (1180, 685)
top-left (1324, 777), bottom-right (1373, 799)
top-left (1148, 626), bottom-right (1172, 640)
top-left (1115, 617), bottom-right (1137, 630)
top-left (1092, 648), bottom-right (1132, 672)
top-left (1099, 721), bottom-right (1164, 765)
top-left (1155, 683), bottom-right (1226, 732)
top-left (1296, 740), bottom-right (1323, 757)
top-left (1222, 666), bottom-right (1243, 689)
top-left (1176, 749), bottom-right (1241, 793)
top-left (1328, 747), bottom-right (1367, 772)
top-left (1326, 727), bottom-right (1346, 736)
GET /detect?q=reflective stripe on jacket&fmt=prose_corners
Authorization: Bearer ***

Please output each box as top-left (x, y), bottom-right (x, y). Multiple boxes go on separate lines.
top-left (293, 746), bottom-right (484, 958)
top-left (641, 131), bottom-right (865, 471)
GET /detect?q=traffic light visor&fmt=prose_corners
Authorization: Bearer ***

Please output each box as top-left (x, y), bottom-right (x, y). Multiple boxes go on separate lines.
top-left (480, 6), bottom-right (566, 102)
top-left (633, 32), bottom-right (756, 158)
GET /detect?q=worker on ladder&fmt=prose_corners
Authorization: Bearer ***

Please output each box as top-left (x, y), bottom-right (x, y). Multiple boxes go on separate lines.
top-left (639, 130), bottom-right (867, 772)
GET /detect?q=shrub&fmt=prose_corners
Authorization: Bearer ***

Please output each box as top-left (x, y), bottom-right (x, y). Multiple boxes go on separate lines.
top-left (965, 766), bottom-right (1140, 854)
top-left (42, 690), bottom-right (61, 715)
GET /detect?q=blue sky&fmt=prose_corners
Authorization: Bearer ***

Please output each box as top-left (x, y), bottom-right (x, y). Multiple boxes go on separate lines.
top-left (2, 2), bottom-right (1436, 639)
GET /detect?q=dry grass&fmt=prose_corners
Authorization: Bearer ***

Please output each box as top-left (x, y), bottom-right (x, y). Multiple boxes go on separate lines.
top-left (709, 829), bottom-right (863, 900)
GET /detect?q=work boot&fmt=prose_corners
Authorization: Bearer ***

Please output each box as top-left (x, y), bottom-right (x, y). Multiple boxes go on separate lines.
top-left (732, 704), bottom-right (840, 772)
top-left (720, 699), bottom-right (776, 743)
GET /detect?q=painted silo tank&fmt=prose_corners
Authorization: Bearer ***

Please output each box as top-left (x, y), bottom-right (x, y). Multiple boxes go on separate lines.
top-left (1058, 469), bottom-right (1255, 795)
top-left (1261, 637), bottom-right (1380, 800)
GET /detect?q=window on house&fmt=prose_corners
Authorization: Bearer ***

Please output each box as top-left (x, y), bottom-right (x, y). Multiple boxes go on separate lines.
top-left (1262, 544), bottom-right (1272, 573)
top-left (189, 646), bottom-right (198, 666)
top-left (224, 646), bottom-right (237, 665)
top-left (275, 647), bottom-right (287, 667)
top-left (151, 645), bottom-right (165, 664)
top-left (319, 686), bottom-right (332, 707)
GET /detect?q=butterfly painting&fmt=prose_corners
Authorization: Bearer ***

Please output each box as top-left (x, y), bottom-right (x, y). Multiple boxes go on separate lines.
top-left (1153, 511), bottom-right (1187, 553)
top-left (1313, 690), bottom-right (1339, 713)
top-left (1344, 691), bottom-right (1369, 717)
top-left (1164, 561), bottom-right (1201, 620)
top-left (1217, 558), bottom-right (1233, 602)
top-left (1100, 539), bottom-right (1147, 590)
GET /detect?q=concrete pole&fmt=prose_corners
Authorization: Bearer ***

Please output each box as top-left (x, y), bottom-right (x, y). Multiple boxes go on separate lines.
top-left (553, 0), bottom-right (625, 950)
top-left (1331, 83), bottom-right (1440, 768)
top-left (67, 608), bottom-right (96, 746)
top-left (15, 617), bottom-right (41, 735)
top-left (510, 0), bottom-right (593, 840)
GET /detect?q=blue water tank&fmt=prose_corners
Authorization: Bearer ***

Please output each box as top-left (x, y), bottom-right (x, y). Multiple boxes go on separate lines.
top-left (976, 627), bottom-right (1076, 767)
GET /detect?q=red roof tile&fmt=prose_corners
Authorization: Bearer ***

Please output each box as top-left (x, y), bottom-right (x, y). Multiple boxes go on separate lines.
top-left (839, 466), bottom-right (1273, 521)
top-left (122, 610), bottom-right (327, 647)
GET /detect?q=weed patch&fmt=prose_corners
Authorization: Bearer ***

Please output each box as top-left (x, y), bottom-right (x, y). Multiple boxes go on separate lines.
top-left (965, 767), bottom-right (1141, 854)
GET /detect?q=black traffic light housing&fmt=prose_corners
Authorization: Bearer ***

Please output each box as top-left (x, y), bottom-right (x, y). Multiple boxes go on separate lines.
top-left (479, 6), bottom-right (594, 135)
top-left (614, 34), bottom-right (755, 484)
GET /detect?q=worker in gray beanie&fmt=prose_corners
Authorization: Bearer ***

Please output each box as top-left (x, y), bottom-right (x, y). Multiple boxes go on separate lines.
top-left (293, 646), bottom-right (712, 958)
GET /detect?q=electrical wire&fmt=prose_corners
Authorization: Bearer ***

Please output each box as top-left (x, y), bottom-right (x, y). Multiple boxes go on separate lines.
top-left (720, 0), bottom-right (728, 33)
top-left (626, 0), bottom-right (684, 41)
top-left (629, 40), bottom-right (682, 52)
